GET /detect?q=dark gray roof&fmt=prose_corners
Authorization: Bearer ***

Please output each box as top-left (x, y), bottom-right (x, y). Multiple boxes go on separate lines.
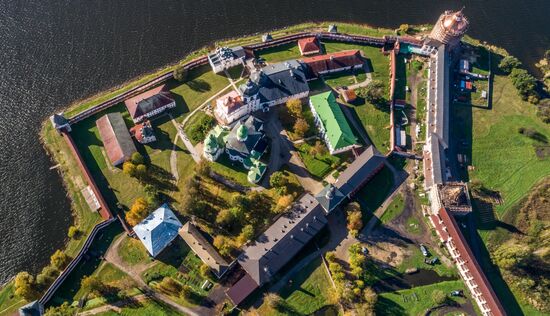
top-left (316, 184), bottom-right (346, 213)
top-left (240, 60), bottom-right (309, 104)
top-left (335, 146), bottom-right (386, 197)
top-left (435, 44), bottom-right (450, 147)
top-left (238, 194), bottom-right (327, 286)
top-left (430, 133), bottom-right (445, 185)
top-left (50, 113), bottom-right (68, 128)
top-left (19, 301), bottom-right (43, 316)
top-left (226, 116), bottom-right (265, 159)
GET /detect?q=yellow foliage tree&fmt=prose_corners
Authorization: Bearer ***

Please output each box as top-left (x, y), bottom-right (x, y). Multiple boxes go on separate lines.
top-left (14, 271), bottom-right (37, 300)
top-left (275, 194), bottom-right (293, 212)
top-left (286, 99), bottom-right (303, 118)
top-left (293, 118), bottom-right (309, 138)
top-left (125, 198), bottom-right (149, 226)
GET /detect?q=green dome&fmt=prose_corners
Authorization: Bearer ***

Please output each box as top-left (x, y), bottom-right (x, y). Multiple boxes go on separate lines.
top-left (237, 124), bottom-right (248, 141)
top-left (205, 134), bottom-right (218, 153)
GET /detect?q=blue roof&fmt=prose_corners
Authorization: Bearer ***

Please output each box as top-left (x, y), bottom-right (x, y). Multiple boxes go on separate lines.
top-left (133, 204), bottom-right (183, 257)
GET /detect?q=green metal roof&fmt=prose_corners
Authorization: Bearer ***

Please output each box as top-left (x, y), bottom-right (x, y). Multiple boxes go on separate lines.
top-left (204, 133), bottom-right (219, 153)
top-left (237, 124), bottom-right (248, 141)
top-left (247, 160), bottom-right (267, 183)
top-left (309, 91), bottom-right (357, 151)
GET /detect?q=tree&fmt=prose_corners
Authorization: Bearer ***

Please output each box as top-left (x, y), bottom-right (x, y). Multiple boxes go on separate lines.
top-left (363, 80), bottom-right (385, 103)
top-left (44, 302), bottom-right (75, 316)
top-left (123, 161), bottom-right (137, 177)
top-left (275, 194), bottom-right (293, 212)
top-left (499, 55), bottom-right (522, 73)
top-left (363, 287), bottom-right (378, 306)
top-left (125, 198), bottom-right (149, 226)
top-left (431, 289), bottom-right (447, 305)
top-left (131, 152), bottom-right (145, 165)
top-left (135, 164), bottom-right (148, 180)
top-left (398, 24), bottom-right (411, 35)
top-left (180, 284), bottom-right (193, 299)
top-left (50, 250), bottom-right (70, 271)
top-left (493, 240), bottom-right (530, 270)
top-left (173, 66), bottom-right (189, 82)
top-left (81, 276), bottom-right (105, 296)
top-left (67, 226), bottom-right (80, 239)
top-left (144, 184), bottom-right (161, 207)
top-left (269, 171), bottom-right (289, 189)
top-left (238, 224), bottom-right (255, 245)
top-left (309, 140), bottom-right (327, 156)
top-left (510, 68), bottom-right (537, 100)
top-left (36, 265), bottom-right (59, 289)
top-left (286, 99), bottom-right (303, 118)
top-left (213, 235), bottom-right (235, 257)
top-left (199, 264), bottom-right (211, 279)
top-left (14, 271), bottom-right (37, 300)
top-left (293, 118), bottom-right (309, 138)
top-left (195, 159), bottom-right (211, 178)
top-left (216, 208), bottom-right (236, 228)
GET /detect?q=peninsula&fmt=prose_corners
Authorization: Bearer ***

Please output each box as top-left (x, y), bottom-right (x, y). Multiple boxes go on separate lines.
top-left (3, 10), bottom-right (549, 316)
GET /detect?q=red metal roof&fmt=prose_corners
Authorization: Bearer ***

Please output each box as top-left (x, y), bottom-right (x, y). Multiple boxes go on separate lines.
top-left (298, 37), bottom-right (320, 55)
top-left (436, 208), bottom-right (507, 316)
top-left (124, 84), bottom-right (174, 120)
top-left (302, 50), bottom-right (363, 76)
top-left (226, 273), bottom-right (259, 306)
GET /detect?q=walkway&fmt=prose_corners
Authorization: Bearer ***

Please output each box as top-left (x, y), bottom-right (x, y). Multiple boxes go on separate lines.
top-left (103, 235), bottom-right (209, 316)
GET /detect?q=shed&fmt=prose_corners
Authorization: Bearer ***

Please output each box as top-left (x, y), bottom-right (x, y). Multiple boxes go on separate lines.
top-left (96, 112), bottom-right (137, 166)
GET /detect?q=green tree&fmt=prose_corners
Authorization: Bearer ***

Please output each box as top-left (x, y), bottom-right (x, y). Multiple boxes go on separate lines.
top-left (499, 55), bottom-right (522, 73)
top-left (286, 99), bottom-right (303, 118)
top-left (293, 118), bottom-right (309, 138)
top-left (216, 208), bottom-right (236, 228)
top-left (122, 161), bottom-right (137, 177)
top-left (14, 271), bottom-right (38, 300)
top-left (36, 265), bottom-right (59, 289)
top-left (44, 302), bottom-right (75, 316)
top-left (238, 224), bottom-right (255, 245)
top-left (431, 289), bottom-right (447, 305)
top-left (398, 24), bottom-right (411, 35)
top-left (131, 152), bottom-right (145, 165)
top-left (493, 240), bottom-right (530, 269)
top-left (363, 80), bottom-right (385, 103)
top-left (173, 66), bottom-right (189, 82)
top-left (199, 264), bottom-right (211, 279)
top-left (50, 250), bottom-right (70, 271)
top-left (269, 171), bottom-right (288, 189)
top-left (510, 68), bottom-right (537, 99)
top-left (213, 235), bottom-right (235, 257)
top-left (144, 184), bottom-right (161, 207)
top-left (135, 164), bottom-right (148, 179)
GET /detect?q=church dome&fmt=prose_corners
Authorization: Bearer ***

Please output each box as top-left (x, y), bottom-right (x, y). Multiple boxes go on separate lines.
top-left (237, 124), bottom-right (248, 141)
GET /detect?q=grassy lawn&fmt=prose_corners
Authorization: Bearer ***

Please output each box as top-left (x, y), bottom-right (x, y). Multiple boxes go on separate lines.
top-left (356, 166), bottom-right (394, 218)
top-left (142, 238), bottom-right (212, 297)
top-left (209, 154), bottom-right (254, 187)
top-left (255, 42), bottom-right (303, 63)
top-left (396, 245), bottom-right (456, 278)
top-left (258, 257), bottom-right (334, 315)
top-left (394, 54), bottom-right (408, 100)
top-left (95, 299), bottom-right (181, 316)
top-left (0, 283), bottom-right (25, 316)
top-left (323, 70), bottom-right (360, 88)
top-left (376, 280), bottom-right (467, 316)
top-left (118, 236), bottom-right (151, 266)
top-left (379, 193), bottom-right (404, 224)
top-left (296, 140), bottom-right (341, 179)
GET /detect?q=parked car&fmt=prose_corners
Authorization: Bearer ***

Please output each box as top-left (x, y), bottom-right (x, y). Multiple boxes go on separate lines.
top-left (420, 244), bottom-right (429, 257)
top-left (424, 257), bottom-right (439, 265)
top-left (450, 290), bottom-right (464, 297)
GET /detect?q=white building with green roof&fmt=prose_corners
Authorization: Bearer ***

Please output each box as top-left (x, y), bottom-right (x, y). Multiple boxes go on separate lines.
top-left (309, 91), bottom-right (360, 154)
top-left (203, 125), bottom-right (229, 161)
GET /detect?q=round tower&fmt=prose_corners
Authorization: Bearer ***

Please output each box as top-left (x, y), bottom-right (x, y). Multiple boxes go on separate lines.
top-left (429, 8), bottom-right (469, 47)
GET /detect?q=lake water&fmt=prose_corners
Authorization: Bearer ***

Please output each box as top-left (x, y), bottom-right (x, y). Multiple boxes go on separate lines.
top-left (0, 0), bottom-right (548, 283)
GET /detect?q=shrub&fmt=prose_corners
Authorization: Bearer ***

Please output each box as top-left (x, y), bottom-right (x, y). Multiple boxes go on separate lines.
top-left (50, 250), bottom-right (70, 271)
top-left (14, 272), bottom-right (37, 300)
top-left (67, 226), bottom-right (80, 239)
top-left (131, 152), bottom-right (145, 165)
top-left (173, 66), bottom-right (189, 82)
top-left (499, 55), bottom-right (522, 73)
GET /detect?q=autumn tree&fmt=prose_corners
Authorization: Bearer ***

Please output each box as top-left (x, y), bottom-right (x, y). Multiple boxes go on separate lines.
top-left (50, 250), bottom-right (70, 271)
top-left (237, 225), bottom-right (255, 245)
top-left (293, 118), bottom-right (309, 138)
top-left (286, 99), bottom-right (303, 118)
top-left (44, 302), bottom-right (74, 316)
top-left (125, 198), bottom-right (150, 226)
top-left (398, 24), bottom-right (411, 35)
top-left (213, 235), bottom-right (235, 257)
top-left (269, 171), bottom-right (289, 189)
top-left (81, 276), bottom-right (105, 296)
top-left (275, 194), bottom-right (293, 212)
top-left (131, 152), bottom-right (145, 165)
top-left (309, 140), bottom-right (327, 156)
top-left (216, 208), bottom-right (236, 229)
top-left (123, 161), bottom-right (137, 177)
top-left (14, 272), bottom-right (38, 300)
top-left (199, 264), bottom-right (211, 279)
top-left (67, 225), bottom-right (80, 239)
top-left (346, 202), bottom-right (363, 236)
top-left (180, 284), bottom-right (193, 299)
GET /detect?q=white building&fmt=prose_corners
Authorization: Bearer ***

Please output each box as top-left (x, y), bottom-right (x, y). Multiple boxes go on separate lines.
top-left (214, 90), bottom-right (251, 126)
top-left (208, 46), bottom-right (246, 74)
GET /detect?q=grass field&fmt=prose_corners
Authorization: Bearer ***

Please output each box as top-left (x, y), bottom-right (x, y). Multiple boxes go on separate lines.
top-left (209, 155), bottom-right (254, 187)
top-left (296, 140), bottom-right (341, 179)
top-left (323, 69), bottom-right (364, 88)
top-left (379, 193), bottom-right (405, 224)
top-left (376, 280), bottom-right (467, 316)
top-left (255, 42), bottom-right (303, 63)
top-left (118, 237), bottom-right (151, 266)
top-left (258, 257), bottom-right (334, 315)
top-left (95, 299), bottom-right (181, 316)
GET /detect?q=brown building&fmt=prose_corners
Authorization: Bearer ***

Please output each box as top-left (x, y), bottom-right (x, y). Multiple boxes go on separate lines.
top-left (96, 113), bottom-right (137, 166)
top-left (124, 85), bottom-right (176, 123)
top-left (302, 50), bottom-right (364, 78)
top-left (297, 37), bottom-right (321, 56)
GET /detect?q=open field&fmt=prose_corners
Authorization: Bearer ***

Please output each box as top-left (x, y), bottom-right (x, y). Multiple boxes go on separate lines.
top-left (257, 257), bottom-right (334, 315)
top-left (376, 280), bottom-right (467, 316)
top-left (379, 193), bottom-right (405, 224)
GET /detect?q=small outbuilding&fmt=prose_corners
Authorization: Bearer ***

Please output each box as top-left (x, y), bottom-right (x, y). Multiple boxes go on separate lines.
top-left (133, 204), bottom-right (183, 257)
top-left (298, 37), bottom-right (321, 56)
